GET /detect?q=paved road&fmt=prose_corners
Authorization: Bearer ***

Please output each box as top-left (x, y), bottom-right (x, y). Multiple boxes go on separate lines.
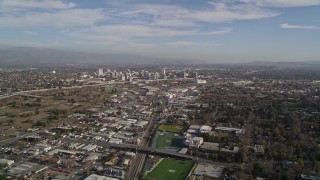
top-left (68, 139), bottom-right (240, 169)
top-left (0, 82), bottom-right (115, 100)
top-left (127, 152), bottom-right (146, 180)
top-left (0, 136), bottom-right (21, 148)
top-left (126, 110), bottom-right (158, 180)
top-left (125, 94), bottom-right (161, 180)
top-left (0, 77), bottom-right (194, 100)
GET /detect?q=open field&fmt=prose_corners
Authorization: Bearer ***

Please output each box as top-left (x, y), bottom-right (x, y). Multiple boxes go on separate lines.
top-left (0, 86), bottom-right (117, 133)
top-left (158, 124), bottom-right (183, 133)
top-left (156, 132), bottom-right (183, 148)
top-left (144, 158), bottom-right (194, 180)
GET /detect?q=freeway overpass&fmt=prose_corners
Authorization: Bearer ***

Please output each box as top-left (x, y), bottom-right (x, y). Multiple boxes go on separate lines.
top-left (68, 139), bottom-right (240, 168)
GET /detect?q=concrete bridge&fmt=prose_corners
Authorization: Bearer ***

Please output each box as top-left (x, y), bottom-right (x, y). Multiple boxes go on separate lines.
top-left (70, 139), bottom-right (240, 168)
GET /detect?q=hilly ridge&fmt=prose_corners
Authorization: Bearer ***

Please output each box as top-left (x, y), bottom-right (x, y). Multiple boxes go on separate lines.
top-left (0, 47), bottom-right (170, 66)
top-left (0, 47), bottom-right (319, 68)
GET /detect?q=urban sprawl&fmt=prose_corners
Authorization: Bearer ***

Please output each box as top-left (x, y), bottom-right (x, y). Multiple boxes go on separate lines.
top-left (0, 65), bottom-right (319, 180)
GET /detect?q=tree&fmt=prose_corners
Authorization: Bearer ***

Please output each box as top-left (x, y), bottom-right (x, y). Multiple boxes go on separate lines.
top-left (0, 163), bottom-right (8, 169)
top-left (35, 121), bottom-right (46, 127)
top-left (0, 174), bottom-right (6, 180)
top-left (281, 173), bottom-right (291, 180)
top-left (35, 108), bottom-right (40, 115)
top-left (297, 159), bottom-right (305, 168)
top-left (235, 151), bottom-right (243, 162)
top-left (252, 163), bottom-right (267, 178)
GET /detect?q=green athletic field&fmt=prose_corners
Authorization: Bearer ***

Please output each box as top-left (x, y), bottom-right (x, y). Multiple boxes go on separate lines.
top-left (156, 132), bottom-right (182, 148)
top-left (144, 158), bottom-right (194, 180)
top-left (158, 124), bottom-right (183, 133)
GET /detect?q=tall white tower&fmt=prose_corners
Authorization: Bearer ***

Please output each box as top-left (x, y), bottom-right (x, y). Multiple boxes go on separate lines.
top-left (98, 68), bottom-right (104, 76)
top-left (162, 69), bottom-right (166, 76)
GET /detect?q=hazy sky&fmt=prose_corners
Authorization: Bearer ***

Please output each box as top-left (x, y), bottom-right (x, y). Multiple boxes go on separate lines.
top-left (0, 0), bottom-right (320, 62)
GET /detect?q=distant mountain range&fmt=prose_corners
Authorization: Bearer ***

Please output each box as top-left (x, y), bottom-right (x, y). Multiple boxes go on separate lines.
top-left (0, 47), bottom-right (319, 68)
top-left (0, 47), bottom-right (177, 66)
top-left (245, 61), bottom-right (320, 69)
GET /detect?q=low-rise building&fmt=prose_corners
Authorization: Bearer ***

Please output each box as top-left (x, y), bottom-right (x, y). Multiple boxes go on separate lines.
top-left (0, 158), bottom-right (14, 166)
top-left (193, 163), bottom-right (224, 179)
top-left (187, 125), bottom-right (201, 134)
top-left (254, 145), bottom-right (265, 154)
top-left (200, 125), bottom-right (212, 133)
top-left (215, 127), bottom-right (244, 134)
top-left (220, 146), bottom-right (240, 154)
top-left (178, 148), bottom-right (188, 154)
top-left (48, 149), bottom-right (78, 156)
top-left (81, 144), bottom-right (97, 152)
top-left (7, 162), bottom-right (48, 179)
top-left (186, 137), bottom-right (204, 148)
top-left (200, 142), bottom-right (219, 152)
top-left (85, 174), bottom-right (119, 180)
top-left (108, 138), bottom-right (123, 144)
top-left (68, 142), bottom-right (85, 150)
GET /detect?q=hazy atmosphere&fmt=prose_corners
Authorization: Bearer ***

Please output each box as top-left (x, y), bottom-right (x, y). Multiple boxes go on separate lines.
top-left (1, 1), bottom-right (320, 180)
top-left (0, 0), bottom-right (320, 62)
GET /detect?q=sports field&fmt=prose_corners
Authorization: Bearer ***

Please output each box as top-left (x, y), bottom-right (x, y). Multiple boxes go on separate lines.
top-left (144, 158), bottom-right (194, 180)
top-left (158, 124), bottom-right (183, 133)
top-left (156, 132), bottom-right (182, 148)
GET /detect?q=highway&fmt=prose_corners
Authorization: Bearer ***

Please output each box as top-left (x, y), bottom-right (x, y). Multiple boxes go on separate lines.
top-left (0, 82), bottom-right (116, 100)
top-left (0, 77), bottom-right (194, 100)
top-left (124, 94), bottom-right (162, 180)
top-left (127, 151), bottom-right (146, 180)
top-left (126, 111), bottom-right (158, 180)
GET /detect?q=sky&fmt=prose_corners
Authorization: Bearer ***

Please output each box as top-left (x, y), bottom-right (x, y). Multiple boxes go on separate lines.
top-left (0, 0), bottom-right (320, 62)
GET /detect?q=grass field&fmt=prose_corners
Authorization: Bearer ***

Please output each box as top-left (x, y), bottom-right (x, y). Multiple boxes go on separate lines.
top-left (156, 132), bottom-right (182, 148)
top-left (145, 158), bottom-right (194, 180)
top-left (158, 124), bottom-right (183, 133)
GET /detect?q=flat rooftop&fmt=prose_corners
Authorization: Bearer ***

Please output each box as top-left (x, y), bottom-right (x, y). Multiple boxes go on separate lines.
top-left (193, 163), bottom-right (224, 178)
top-left (200, 142), bottom-right (219, 151)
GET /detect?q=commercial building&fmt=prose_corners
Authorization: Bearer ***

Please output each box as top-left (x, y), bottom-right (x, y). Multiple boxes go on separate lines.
top-left (81, 144), bottom-right (97, 152)
top-left (214, 127), bottom-right (244, 134)
top-left (98, 68), bottom-right (104, 76)
top-left (200, 142), bottom-right (219, 152)
top-left (85, 174), bottom-right (119, 180)
top-left (0, 159), bottom-right (14, 166)
top-left (7, 162), bottom-right (48, 179)
top-left (200, 125), bottom-right (212, 133)
top-left (193, 163), bottom-right (224, 179)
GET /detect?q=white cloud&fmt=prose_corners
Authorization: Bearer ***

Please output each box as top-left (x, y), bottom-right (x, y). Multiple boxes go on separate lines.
top-left (125, 42), bottom-right (158, 49)
top-left (167, 41), bottom-right (211, 46)
top-left (0, 9), bottom-right (106, 28)
top-left (240, 0), bottom-right (320, 7)
top-left (81, 25), bottom-right (231, 40)
top-left (0, 0), bottom-right (75, 9)
top-left (69, 24), bottom-right (231, 46)
top-left (204, 28), bottom-right (232, 35)
top-left (124, 3), bottom-right (279, 24)
top-left (77, 34), bottom-right (125, 43)
top-left (153, 19), bottom-right (195, 27)
top-left (280, 23), bottom-right (320, 29)
top-left (192, 3), bottom-right (279, 22)
top-left (2, 0), bottom-right (309, 54)
top-left (88, 25), bottom-right (196, 37)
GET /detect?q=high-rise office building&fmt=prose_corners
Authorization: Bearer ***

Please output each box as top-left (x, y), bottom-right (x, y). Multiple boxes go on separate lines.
top-left (98, 68), bottom-right (104, 76)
